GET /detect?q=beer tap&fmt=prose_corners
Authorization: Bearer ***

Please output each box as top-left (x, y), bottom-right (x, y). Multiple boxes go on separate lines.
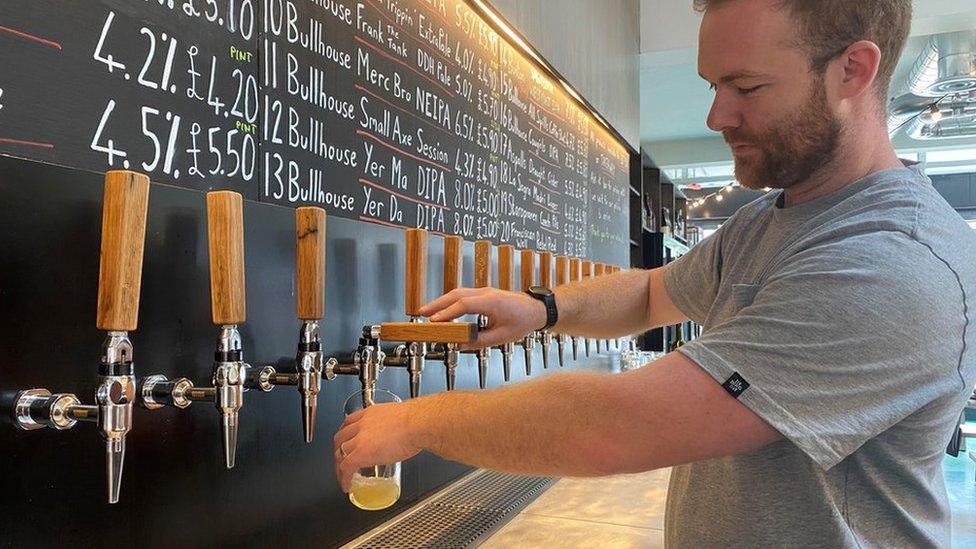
top-left (516, 249), bottom-right (537, 375)
top-left (427, 235), bottom-right (464, 390)
top-left (568, 257), bottom-right (582, 360)
top-left (554, 255), bottom-right (569, 367)
top-left (582, 260), bottom-right (594, 356)
top-left (13, 170), bottom-right (150, 503)
top-left (495, 244), bottom-right (516, 381)
top-left (237, 207), bottom-right (328, 443)
top-left (141, 191), bottom-right (263, 469)
top-left (375, 228), bottom-right (430, 398)
top-left (536, 251), bottom-right (554, 370)
top-left (460, 240), bottom-right (493, 388)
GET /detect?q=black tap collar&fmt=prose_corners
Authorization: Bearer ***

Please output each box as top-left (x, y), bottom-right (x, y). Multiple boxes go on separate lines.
top-left (215, 350), bottom-right (243, 363)
top-left (99, 362), bottom-right (134, 377)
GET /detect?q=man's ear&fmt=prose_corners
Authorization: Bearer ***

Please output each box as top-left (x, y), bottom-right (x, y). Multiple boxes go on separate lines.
top-left (834, 40), bottom-right (883, 100)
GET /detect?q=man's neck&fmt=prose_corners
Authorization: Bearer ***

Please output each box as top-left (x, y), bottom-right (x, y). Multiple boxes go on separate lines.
top-left (782, 128), bottom-right (903, 208)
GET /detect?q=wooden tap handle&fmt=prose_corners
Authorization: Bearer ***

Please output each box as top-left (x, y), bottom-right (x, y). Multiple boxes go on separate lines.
top-left (96, 170), bottom-right (151, 332)
top-left (539, 251), bottom-right (552, 289)
top-left (474, 240), bottom-right (491, 288)
top-left (498, 245), bottom-right (515, 291)
top-left (595, 263), bottom-right (606, 277)
top-left (295, 207), bottom-right (326, 320)
top-left (569, 258), bottom-right (582, 283)
top-left (442, 235), bottom-right (463, 294)
top-left (379, 322), bottom-right (478, 344)
top-left (207, 191), bottom-right (246, 326)
top-left (555, 256), bottom-right (568, 287)
top-left (405, 228), bottom-right (428, 316)
top-left (583, 260), bottom-right (593, 279)
top-left (520, 249), bottom-right (535, 291)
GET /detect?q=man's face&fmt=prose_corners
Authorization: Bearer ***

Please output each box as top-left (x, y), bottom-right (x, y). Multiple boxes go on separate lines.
top-left (698, 0), bottom-right (844, 190)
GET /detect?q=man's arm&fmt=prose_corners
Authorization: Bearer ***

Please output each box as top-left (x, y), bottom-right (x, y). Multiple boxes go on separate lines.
top-left (555, 265), bottom-right (687, 337)
top-left (333, 352), bottom-right (782, 490)
top-left (419, 265), bottom-right (687, 348)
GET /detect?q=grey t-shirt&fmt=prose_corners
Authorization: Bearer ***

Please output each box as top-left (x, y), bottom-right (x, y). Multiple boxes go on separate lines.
top-left (663, 163), bottom-right (976, 548)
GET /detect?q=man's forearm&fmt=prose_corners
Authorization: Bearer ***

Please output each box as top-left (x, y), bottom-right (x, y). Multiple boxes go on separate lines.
top-left (407, 372), bottom-right (631, 477)
top-left (552, 269), bottom-right (652, 338)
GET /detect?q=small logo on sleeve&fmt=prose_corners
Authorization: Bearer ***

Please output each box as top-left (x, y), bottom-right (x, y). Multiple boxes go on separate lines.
top-left (722, 373), bottom-right (750, 398)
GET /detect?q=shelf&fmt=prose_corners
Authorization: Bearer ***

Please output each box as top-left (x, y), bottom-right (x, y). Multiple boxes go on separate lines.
top-left (663, 235), bottom-right (690, 255)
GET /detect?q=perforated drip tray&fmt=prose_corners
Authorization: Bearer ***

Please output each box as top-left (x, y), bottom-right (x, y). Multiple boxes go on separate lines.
top-left (342, 470), bottom-right (557, 548)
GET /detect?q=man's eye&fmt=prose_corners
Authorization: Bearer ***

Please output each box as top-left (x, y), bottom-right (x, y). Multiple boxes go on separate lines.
top-left (738, 85), bottom-right (764, 95)
top-left (708, 83), bottom-right (717, 92)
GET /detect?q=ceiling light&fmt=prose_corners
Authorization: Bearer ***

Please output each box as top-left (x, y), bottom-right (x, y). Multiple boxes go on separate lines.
top-left (716, 195), bottom-right (724, 202)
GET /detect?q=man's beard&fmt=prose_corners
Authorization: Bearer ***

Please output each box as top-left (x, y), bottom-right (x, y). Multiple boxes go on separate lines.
top-left (727, 78), bottom-right (843, 190)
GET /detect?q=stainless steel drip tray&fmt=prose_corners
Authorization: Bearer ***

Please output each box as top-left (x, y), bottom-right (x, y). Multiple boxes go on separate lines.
top-left (342, 470), bottom-right (557, 549)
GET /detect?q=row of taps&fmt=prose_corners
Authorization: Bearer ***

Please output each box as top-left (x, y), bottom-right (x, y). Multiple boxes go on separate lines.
top-left (11, 171), bottom-right (634, 504)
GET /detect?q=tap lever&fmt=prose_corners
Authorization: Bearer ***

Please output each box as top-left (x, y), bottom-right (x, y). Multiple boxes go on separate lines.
top-left (96, 171), bottom-right (151, 332)
top-left (443, 236), bottom-right (463, 294)
top-left (405, 228), bottom-right (428, 317)
top-left (539, 251), bottom-right (552, 290)
top-left (296, 207), bottom-right (327, 321)
top-left (474, 240), bottom-right (492, 289)
top-left (207, 191), bottom-right (246, 326)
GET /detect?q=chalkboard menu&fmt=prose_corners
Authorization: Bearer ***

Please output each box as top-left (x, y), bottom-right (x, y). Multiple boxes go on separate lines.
top-left (0, 0), bottom-right (629, 262)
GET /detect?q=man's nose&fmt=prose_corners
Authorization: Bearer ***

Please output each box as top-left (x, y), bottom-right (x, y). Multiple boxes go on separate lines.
top-left (706, 92), bottom-right (741, 133)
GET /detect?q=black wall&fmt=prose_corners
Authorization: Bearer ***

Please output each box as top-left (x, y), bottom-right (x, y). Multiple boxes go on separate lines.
top-left (0, 155), bottom-right (616, 548)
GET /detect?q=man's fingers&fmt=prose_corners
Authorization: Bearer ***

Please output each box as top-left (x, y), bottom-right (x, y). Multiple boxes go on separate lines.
top-left (418, 288), bottom-right (481, 317)
top-left (333, 421), bottom-right (361, 449)
top-left (428, 295), bottom-right (482, 322)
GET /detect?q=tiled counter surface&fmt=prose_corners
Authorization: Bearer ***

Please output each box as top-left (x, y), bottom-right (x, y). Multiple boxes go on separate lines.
top-left (480, 469), bottom-right (670, 548)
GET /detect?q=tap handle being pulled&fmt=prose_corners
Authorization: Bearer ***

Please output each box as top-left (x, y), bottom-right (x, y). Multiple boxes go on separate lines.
top-left (379, 322), bottom-right (478, 344)
top-left (207, 191), bottom-right (246, 326)
top-left (405, 228), bottom-right (428, 317)
top-left (296, 207), bottom-right (327, 321)
top-left (96, 170), bottom-right (151, 332)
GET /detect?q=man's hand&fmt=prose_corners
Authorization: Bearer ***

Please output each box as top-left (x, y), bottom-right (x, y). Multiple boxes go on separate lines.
top-left (333, 401), bottom-right (423, 493)
top-left (418, 288), bottom-right (546, 350)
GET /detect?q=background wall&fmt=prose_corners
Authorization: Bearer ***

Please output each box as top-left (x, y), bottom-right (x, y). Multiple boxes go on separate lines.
top-left (491, 0), bottom-right (641, 151)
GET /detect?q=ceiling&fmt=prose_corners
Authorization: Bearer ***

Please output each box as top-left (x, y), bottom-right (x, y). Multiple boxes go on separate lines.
top-left (641, 0), bottom-right (976, 166)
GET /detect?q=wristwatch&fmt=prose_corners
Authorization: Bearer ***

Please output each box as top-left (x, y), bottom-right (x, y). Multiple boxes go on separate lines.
top-left (525, 286), bottom-right (558, 331)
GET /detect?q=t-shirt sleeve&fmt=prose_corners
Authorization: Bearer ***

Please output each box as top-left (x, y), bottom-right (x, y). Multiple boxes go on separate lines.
top-left (675, 231), bottom-right (964, 470)
top-left (663, 225), bottom-right (725, 324)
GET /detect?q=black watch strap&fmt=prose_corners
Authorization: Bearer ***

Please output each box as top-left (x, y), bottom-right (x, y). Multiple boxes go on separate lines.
top-left (526, 286), bottom-right (558, 330)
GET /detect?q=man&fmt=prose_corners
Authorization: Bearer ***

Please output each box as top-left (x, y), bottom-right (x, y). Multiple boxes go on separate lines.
top-left (334, 0), bottom-right (976, 545)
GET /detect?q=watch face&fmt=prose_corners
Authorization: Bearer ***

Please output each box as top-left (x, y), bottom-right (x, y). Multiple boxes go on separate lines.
top-left (528, 286), bottom-right (554, 297)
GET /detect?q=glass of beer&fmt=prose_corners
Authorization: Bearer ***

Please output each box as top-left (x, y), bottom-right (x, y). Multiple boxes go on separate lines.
top-left (343, 388), bottom-right (402, 511)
